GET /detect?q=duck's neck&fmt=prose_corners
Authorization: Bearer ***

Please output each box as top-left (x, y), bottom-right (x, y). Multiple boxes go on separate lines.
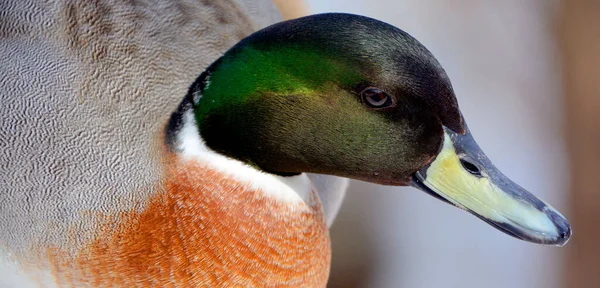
top-left (167, 97), bottom-right (314, 204)
top-left (143, 100), bottom-right (332, 286)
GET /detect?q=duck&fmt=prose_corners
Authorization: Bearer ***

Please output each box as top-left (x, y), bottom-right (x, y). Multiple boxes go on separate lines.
top-left (0, 1), bottom-right (570, 287)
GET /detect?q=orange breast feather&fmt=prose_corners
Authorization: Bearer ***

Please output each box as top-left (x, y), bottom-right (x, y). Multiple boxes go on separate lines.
top-left (47, 157), bottom-right (331, 287)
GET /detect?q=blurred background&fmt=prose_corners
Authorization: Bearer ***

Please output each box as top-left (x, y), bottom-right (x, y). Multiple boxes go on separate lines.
top-left (276, 0), bottom-right (599, 287)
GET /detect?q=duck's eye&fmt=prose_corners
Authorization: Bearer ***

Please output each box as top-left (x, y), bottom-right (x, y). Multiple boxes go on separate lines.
top-left (460, 159), bottom-right (482, 176)
top-left (360, 87), bottom-right (393, 108)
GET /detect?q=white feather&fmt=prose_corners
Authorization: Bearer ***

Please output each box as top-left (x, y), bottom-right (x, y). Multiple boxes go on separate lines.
top-left (177, 110), bottom-right (314, 206)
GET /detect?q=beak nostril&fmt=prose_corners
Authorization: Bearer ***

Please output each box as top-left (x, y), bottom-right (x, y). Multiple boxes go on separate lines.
top-left (459, 159), bottom-right (481, 176)
top-left (560, 232), bottom-right (568, 239)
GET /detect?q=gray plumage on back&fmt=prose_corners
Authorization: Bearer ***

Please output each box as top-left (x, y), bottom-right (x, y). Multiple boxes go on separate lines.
top-left (0, 0), bottom-right (347, 285)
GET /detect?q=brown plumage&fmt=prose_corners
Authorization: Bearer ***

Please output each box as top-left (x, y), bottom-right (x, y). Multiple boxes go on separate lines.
top-left (46, 152), bottom-right (330, 287)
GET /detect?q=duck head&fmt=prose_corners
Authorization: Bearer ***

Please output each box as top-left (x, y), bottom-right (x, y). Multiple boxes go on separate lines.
top-left (181, 13), bottom-right (570, 246)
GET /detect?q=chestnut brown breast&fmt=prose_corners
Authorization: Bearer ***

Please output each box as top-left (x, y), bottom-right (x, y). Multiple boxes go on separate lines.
top-left (46, 156), bottom-right (331, 287)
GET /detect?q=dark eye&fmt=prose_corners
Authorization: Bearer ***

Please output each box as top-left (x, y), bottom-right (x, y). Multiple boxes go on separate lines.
top-left (460, 159), bottom-right (481, 176)
top-left (360, 87), bottom-right (394, 108)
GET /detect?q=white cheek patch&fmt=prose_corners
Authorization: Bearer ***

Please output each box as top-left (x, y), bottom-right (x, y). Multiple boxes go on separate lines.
top-left (176, 110), bottom-right (314, 206)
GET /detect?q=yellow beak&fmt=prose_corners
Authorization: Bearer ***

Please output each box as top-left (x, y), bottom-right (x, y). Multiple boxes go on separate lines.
top-left (411, 129), bottom-right (571, 246)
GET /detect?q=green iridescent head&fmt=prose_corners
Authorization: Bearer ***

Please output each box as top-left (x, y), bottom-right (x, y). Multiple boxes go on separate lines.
top-left (191, 13), bottom-right (463, 183)
top-left (173, 13), bottom-right (570, 246)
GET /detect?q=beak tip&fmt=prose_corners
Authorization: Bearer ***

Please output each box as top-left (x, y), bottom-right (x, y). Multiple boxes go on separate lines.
top-left (552, 228), bottom-right (571, 247)
top-left (545, 208), bottom-right (571, 247)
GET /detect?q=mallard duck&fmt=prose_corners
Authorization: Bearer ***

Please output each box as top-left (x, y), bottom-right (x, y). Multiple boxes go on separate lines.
top-left (0, 2), bottom-right (570, 287)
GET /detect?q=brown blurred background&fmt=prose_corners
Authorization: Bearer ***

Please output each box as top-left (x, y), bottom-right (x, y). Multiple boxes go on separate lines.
top-left (275, 0), bottom-right (599, 287)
